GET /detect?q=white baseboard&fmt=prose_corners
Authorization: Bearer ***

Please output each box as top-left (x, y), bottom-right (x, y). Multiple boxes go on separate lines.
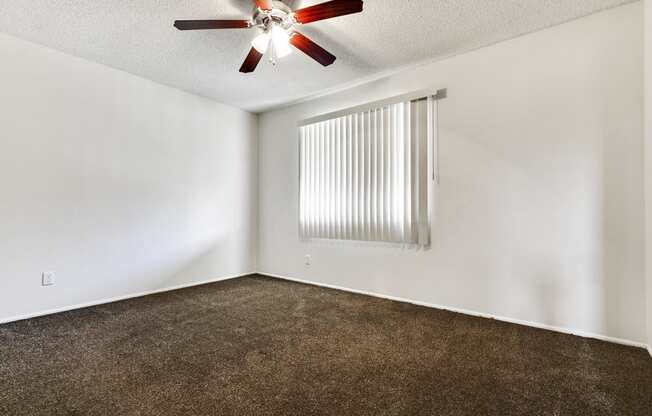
top-left (0, 272), bottom-right (254, 325)
top-left (258, 271), bottom-right (650, 351)
top-left (3, 270), bottom-right (650, 355)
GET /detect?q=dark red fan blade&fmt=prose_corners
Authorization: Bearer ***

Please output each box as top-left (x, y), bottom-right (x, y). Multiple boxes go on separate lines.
top-left (253, 0), bottom-right (273, 10)
top-left (239, 48), bottom-right (264, 73)
top-left (294, 0), bottom-right (363, 24)
top-left (174, 20), bottom-right (251, 30)
top-left (290, 32), bottom-right (336, 66)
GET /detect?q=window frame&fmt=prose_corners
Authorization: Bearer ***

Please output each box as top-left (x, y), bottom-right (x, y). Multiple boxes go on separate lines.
top-left (297, 89), bottom-right (446, 247)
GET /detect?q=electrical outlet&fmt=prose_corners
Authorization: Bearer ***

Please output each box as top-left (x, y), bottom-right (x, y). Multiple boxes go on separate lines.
top-left (42, 271), bottom-right (55, 287)
top-left (304, 255), bottom-right (311, 266)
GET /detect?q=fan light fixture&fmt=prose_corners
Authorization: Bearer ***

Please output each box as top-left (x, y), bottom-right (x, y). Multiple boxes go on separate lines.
top-left (270, 25), bottom-right (292, 58)
top-left (252, 32), bottom-right (270, 54)
top-left (252, 24), bottom-right (292, 62)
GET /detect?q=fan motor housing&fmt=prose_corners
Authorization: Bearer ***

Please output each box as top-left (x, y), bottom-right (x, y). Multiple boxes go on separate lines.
top-left (253, 0), bottom-right (295, 30)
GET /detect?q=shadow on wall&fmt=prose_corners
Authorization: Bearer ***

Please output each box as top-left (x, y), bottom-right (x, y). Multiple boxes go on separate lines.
top-left (165, 236), bottom-right (253, 287)
top-left (599, 108), bottom-right (645, 343)
top-left (430, 64), bottom-right (644, 343)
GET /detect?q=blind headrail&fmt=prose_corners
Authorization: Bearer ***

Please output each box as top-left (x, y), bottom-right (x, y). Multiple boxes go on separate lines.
top-left (298, 88), bottom-right (446, 127)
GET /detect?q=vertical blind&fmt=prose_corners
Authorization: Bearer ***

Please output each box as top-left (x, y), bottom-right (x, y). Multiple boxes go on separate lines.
top-left (299, 96), bottom-right (437, 246)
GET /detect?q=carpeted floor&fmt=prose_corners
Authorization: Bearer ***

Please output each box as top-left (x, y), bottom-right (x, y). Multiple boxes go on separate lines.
top-left (1, 275), bottom-right (651, 416)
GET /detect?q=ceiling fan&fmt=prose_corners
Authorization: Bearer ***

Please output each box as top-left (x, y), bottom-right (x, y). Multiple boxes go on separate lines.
top-left (174, 0), bottom-right (364, 73)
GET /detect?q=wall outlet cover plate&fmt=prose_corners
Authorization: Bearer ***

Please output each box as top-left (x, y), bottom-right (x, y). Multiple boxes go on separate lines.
top-left (42, 272), bottom-right (55, 286)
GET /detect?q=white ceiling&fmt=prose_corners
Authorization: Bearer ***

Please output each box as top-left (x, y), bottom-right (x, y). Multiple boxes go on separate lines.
top-left (0, 0), bottom-right (634, 112)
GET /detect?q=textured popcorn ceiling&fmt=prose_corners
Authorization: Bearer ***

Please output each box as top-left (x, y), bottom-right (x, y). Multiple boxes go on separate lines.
top-left (0, 0), bottom-right (635, 112)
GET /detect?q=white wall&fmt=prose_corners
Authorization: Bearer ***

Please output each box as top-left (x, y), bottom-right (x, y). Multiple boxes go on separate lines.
top-left (645, 0), bottom-right (652, 353)
top-left (258, 3), bottom-right (646, 344)
top-left (0, 33), bottom-right (258, 321)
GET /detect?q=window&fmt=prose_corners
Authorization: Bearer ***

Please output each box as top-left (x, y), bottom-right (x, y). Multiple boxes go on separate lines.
top-left (299, 91), bottom-right (441, 247)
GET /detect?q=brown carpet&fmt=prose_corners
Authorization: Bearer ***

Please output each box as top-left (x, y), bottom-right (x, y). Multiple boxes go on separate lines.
top-left (1, 275), bottom-right (651, 416)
